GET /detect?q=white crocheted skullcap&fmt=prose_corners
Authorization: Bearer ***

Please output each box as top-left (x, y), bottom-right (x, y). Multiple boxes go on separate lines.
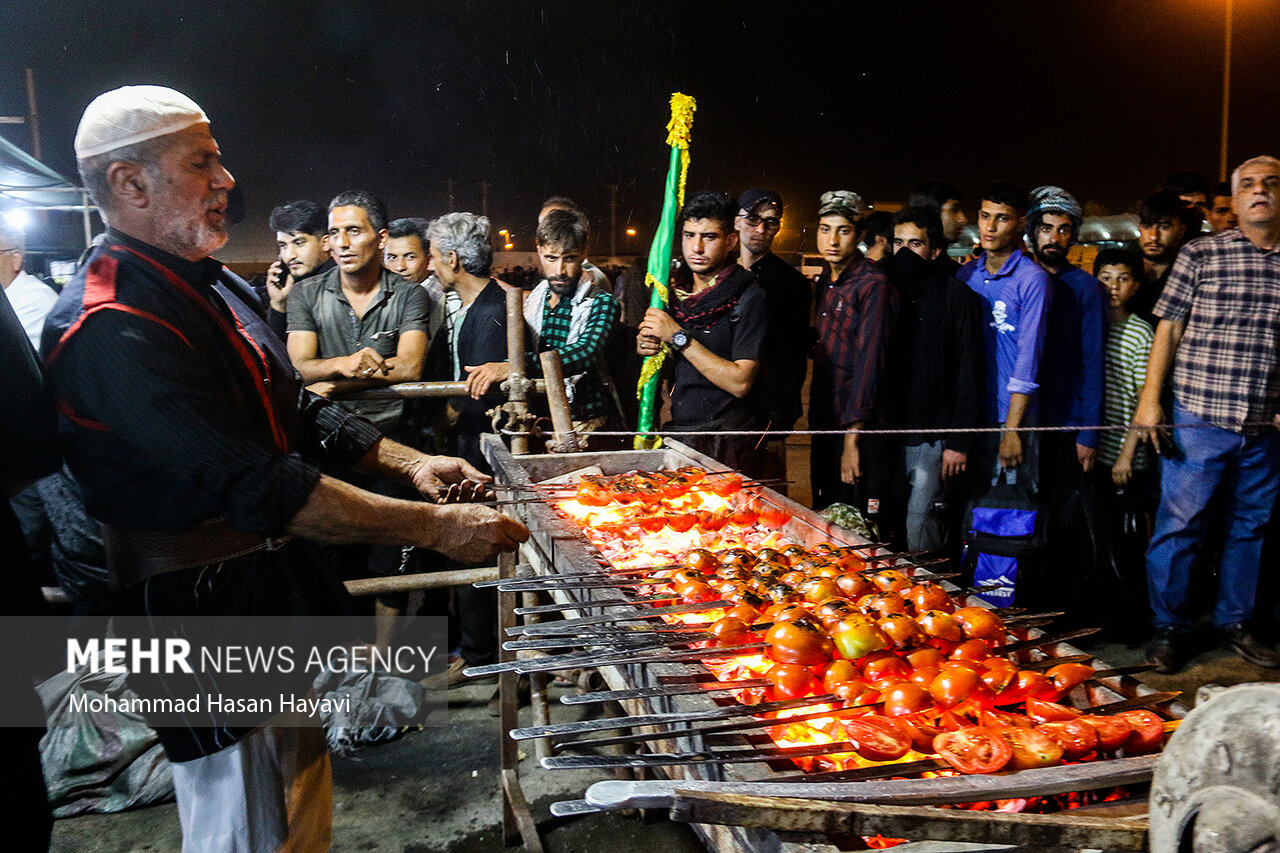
top-left (75, 85), bottom-right (208, 159)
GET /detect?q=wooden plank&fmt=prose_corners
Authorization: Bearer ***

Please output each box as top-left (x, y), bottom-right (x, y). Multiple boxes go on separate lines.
top-left (343, 566), bottom-right (497, 596)
top-left (667, 790), bottom-right (1150, 851)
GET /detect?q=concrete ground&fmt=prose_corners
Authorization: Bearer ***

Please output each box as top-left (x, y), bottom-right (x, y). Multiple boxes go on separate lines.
top-left (50, 677), bottom-right (708, 853)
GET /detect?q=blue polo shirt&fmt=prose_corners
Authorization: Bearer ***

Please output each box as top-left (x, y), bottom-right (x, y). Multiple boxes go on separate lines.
top-left (959, 250), bottom-right (1051, 424)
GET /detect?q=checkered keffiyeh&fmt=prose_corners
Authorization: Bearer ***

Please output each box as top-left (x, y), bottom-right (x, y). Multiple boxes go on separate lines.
top-left (525, 277), bottom-right (619, 418)
top-left (1154, 229), bottom-right (1280, 433)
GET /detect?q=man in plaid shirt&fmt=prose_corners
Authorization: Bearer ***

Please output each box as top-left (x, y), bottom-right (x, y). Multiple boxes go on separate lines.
top-left (465, 209), bottom-right (620, 440)
top-left (1135, 155), bottom-right (1280, 673)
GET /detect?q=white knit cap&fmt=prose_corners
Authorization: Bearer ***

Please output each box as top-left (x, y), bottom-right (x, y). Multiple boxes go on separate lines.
top-left (74, 85), bottom-right (209, 159)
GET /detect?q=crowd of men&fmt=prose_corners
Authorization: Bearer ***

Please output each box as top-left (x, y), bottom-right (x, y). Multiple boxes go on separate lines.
top-left (5, 83), bottom-right (1280, 850)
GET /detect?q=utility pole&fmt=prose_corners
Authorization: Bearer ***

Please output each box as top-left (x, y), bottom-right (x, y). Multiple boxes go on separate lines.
top-left (1218, 0), bottom-right (1233, 181)
top-left (445, 179), bottom-right (456, 212)
top-left (24, 68), bottom-right (41, 160)
top-left (0, 69), bottom-right (41, 159)
top-left (605, 184), bottom-right (618, 259)
top-left (478, 181), bottom-right (490, 218)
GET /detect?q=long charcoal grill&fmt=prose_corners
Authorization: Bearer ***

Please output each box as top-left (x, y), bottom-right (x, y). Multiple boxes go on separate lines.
top-left (480, 435), bottom-right (1184, 852)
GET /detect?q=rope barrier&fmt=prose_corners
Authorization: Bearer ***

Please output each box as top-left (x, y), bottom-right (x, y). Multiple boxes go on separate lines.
top-left (499, 420), bottom-right (1279, 439)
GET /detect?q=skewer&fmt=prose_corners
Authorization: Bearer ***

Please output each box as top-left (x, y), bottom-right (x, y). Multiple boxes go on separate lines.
top-left (464, 639), bottom-right (764, 678)
top-left (491, 577), bottom-right (677, 593)
top-left (556, 702), bottom-right (881, 750)
top-left (1020, 653), bottom-right (1093, 671)
top-left (990, 627), bottom-right (1100, 654)
top-left (508, 693), bottom-right (844, 741)
top-left (505, 599), bottom-right (733, 636)
top-left (560, 679), bottom-right (772, 706)
top-left (514, 593), bottom-right (678, 615)
top-left (474, 563), bottom-right (678, 587)
top-left (503, 633), bottom-right (705, 651)
top-left (1082, 691), bottom-right (1181, 714)
top-left (541, 741), bottom-right (863, 771)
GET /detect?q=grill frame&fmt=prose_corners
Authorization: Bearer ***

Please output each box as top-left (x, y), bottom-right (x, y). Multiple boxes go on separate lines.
top-left (481, 436), bottom-right (1183, 852)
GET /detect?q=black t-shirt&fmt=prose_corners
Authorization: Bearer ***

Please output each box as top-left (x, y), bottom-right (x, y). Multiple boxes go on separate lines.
top-left (668, 269), bottom-right (768, 427)
top-left (750, 253), bottom-right (811, 430)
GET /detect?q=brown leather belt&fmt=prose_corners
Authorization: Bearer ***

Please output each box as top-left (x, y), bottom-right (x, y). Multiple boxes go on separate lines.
top-left (102, 518), bottom-right (292, 588)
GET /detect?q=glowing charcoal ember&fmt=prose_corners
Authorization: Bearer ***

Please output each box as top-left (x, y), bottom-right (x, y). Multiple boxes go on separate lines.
top-left (542, 465), bottom-right (1168, 785)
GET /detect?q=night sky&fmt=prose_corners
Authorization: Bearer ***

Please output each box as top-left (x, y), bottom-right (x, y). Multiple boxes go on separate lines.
top-left (2, 0), bottom-right (1278, 261)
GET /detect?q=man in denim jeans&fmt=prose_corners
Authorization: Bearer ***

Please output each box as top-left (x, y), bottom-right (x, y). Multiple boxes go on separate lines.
top-left (1135, 155), bottom-right (1280, 673)
top-left (880, 207), bottom-right (983, 552)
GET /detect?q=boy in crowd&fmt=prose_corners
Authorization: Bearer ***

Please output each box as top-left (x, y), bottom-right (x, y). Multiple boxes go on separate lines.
top-left (809, 190), bottom-right (896, 511)
top-left (1093, 249), bottom-right (1156, 638)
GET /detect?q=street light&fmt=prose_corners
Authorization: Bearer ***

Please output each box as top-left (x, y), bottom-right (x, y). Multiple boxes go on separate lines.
top-left (1219, 0), bottom-right (1233, 181)
top-left (625, 227), bottom-right (637, 237)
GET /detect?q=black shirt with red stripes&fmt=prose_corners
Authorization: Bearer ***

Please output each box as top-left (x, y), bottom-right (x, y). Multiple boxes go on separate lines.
top-left (43, 229), bottom-right (381, 537)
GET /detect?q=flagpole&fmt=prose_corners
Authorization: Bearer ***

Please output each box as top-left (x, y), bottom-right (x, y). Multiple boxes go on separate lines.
top-left (634, 93), bottom-right (696, 449)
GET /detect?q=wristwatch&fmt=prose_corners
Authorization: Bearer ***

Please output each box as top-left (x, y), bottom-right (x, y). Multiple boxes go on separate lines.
top-left (670, 329), bottom-right (691, 351)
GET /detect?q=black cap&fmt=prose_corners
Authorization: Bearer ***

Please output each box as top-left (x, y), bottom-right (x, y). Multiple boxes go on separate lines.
top-left (737, 188), bottom-right (783, 216)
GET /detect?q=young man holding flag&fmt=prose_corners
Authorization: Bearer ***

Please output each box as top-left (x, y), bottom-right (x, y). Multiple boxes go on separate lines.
top-left (637, 191), bottom-right (768, 474)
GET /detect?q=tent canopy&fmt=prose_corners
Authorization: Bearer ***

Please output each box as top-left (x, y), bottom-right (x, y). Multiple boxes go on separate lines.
top-left (0, 133), bottom-right (93, 212)
top-left (0, 134), bottom-right (97, 249)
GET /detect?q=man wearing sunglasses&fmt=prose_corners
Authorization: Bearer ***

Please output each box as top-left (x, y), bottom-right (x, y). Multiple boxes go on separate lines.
top-left (735, 189), bottom-right (810, 489)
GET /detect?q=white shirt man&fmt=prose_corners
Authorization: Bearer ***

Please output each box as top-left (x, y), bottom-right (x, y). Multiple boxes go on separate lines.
top-left (0, 228), bottom-right (57, 350)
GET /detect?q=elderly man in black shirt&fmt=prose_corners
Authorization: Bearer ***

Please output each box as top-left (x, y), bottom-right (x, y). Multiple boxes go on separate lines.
top-left (45, 85), bottom-right (526, 852)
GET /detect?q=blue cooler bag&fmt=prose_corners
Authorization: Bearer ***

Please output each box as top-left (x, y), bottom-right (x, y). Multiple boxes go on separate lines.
top-left (963, 474), bottom-right (1049, 606)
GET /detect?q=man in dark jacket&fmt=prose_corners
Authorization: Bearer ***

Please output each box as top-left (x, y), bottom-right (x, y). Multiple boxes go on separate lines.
top-left (810, 189), bottom-right (897, 511)
top-left (735, 188), bottom-right (810, 487)
top-left (637, 191), bottom-right (768, 475)
top-left (424, 212), bottom-right (510, 471)
top-left (0, 285), bottom-right (56, 852)
top-left (424, 211), bottom-right (512, 680)
top-left (881, 207), bottom-right (983, 552)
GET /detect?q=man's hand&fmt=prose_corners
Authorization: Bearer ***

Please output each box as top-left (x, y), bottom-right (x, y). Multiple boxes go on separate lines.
top-left (410, 454), bottom-right (494, 501)
top-left (998, 429), bottom-right (1022, 469)
top-left (341, 347), bottom-right (389, 380)
top-left (1112, 452), bottom-right (1134, 487)
top-left (464, 362), bottom-right (511, 399)
top-left (306, 381), bottom-right (338, 398)
top-left (840, 432), bottom-right (861, 485)
top-left (941, 449), bottom-right (967, 480)
top-left (266, 260), bottom-right (294, 312)
top-left (639, 307), bottom-right (681, 343)
top-left (637, 333), bottom-right (663, 357)
top-left (1132, 398), bottom-right (1166, 452)
top-left (429, 503), bottom-right (529, 564)
top-left (1076, 443), bottom-right (1096, 473)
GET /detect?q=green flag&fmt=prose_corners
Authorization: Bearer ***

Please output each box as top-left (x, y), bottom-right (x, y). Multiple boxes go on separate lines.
top-left (635, 93), bottom-right (696, 449)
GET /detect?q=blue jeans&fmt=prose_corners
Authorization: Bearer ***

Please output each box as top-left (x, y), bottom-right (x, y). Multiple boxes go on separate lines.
top-left (1146, 404), bottom-right (1280, 629)
top-left (903, 441), bottom-right (947, 552)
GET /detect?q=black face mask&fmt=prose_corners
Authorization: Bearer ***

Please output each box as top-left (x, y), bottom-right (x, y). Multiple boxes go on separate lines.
top-left (886, 246), bottom-right (934, 286)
